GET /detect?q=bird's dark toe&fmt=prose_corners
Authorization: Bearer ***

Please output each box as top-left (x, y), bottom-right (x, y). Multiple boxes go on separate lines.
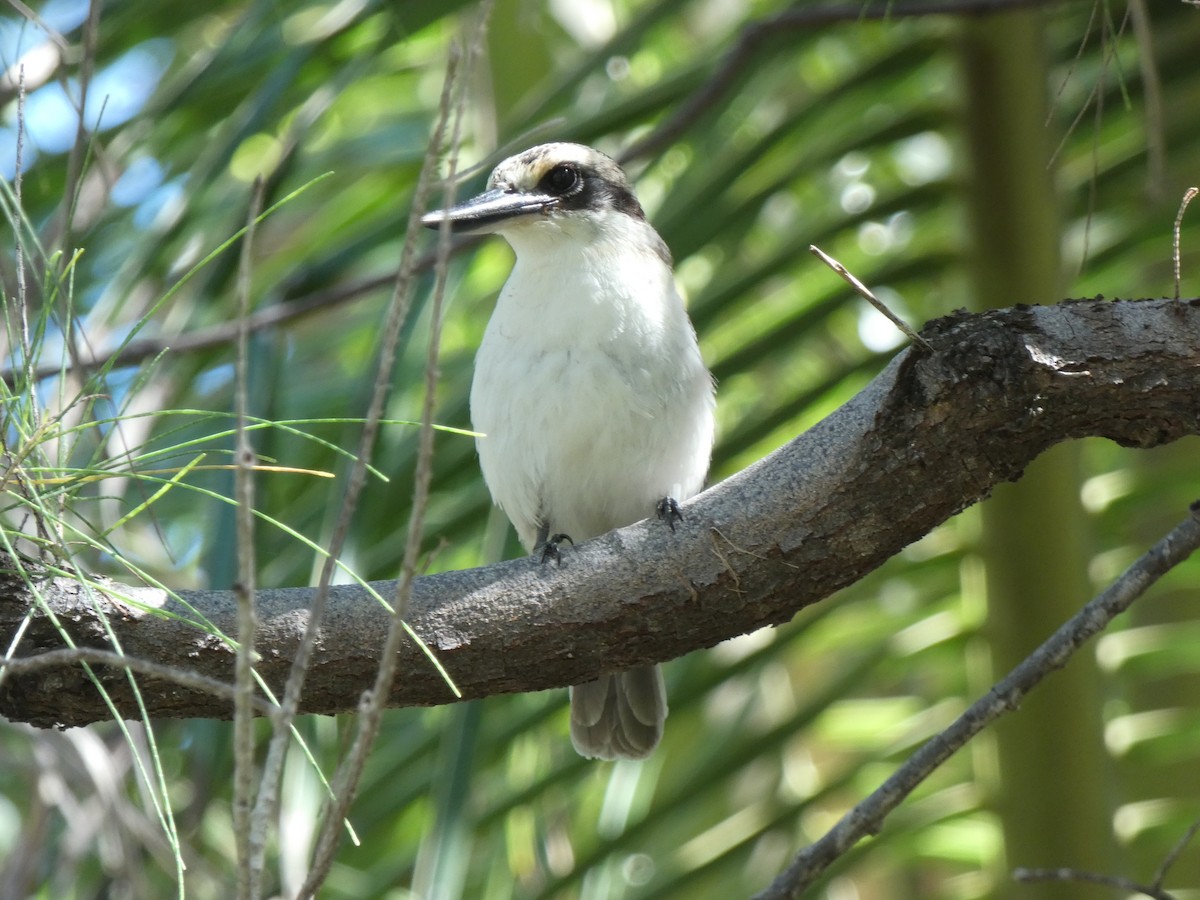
top-left (538, 532), bottom-right (574, 565)
top-left (657, 497), bottom-right (684, 532)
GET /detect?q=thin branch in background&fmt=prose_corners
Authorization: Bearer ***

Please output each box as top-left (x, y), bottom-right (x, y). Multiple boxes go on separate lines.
top-left (1128, 0), bottom-right (1165, 197)
top-left (297, 2), bottom-right (491, 893)
top-left (753, 502), bottom-right (1200, 899)
top-left (3, 252), bottom-right (436, 385)
top-left (2, 0), bottom-right (71, 56)
top-left (1153, 815), bottom-right (1200, 887)
top-left (1061, 2), bottom-right (1132, 277)
top-left (245, 9), bottom-right (476, 890)
top-left (6, 67), bottom-right (54, 553)
top-left (809, 244), bottom-right (932, 350)
top-left (1015, 811), bottom-right (1200, 900)
top-left (58, 0), bottom-right (102, 258)
top-left (1012, 867), bottom-right (1175, 899)
top-left (232, 177), bottom-right (265, 900)
top-left (1015, 815), bottom-right (1200, 900)
top-left (1046, 1), bottom-right (1130, 172)
top-left (1174, 187), bottom-right (1198, 300)
top-left (13, 65), bottom-right (33, 413)
top-left (6, 264), bottom-right (397, 385)
top-left (242, 190), bottom-right (414, 872)
top-left (1046, 0), bottom-right (1100, 127)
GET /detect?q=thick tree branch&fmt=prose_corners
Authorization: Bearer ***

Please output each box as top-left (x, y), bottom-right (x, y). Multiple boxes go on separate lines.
top-left (1, 296), bottom-right (1198, 728)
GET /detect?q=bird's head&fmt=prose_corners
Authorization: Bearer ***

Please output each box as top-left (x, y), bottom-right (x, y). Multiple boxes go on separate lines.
top-left (421, 143), bottom-right (652, 244)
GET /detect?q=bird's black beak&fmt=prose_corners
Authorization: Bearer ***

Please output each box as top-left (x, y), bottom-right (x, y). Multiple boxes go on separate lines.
top-left (421, 187), bottom-right (557, 234)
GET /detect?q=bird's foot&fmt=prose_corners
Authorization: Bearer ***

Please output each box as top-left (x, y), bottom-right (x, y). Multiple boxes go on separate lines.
top-left (657, 496), bottom-right (684, 532)
top-left (536, 532), bottom-right (574, 565)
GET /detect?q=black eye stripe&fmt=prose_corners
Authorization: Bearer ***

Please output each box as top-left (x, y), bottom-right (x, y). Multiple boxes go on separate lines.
top-left (517, 155), bottom-right (648, 223)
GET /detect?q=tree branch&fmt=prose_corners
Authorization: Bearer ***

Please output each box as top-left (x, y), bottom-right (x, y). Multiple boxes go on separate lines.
top-left (1, 296), bottom-right (1198, 728)
top-left (755, 502), bottom-right (1200, 898)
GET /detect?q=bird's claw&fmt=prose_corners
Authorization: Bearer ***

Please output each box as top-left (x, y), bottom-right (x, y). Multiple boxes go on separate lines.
top-left (537, 532), bottom-right (574, 565)
top-left (657, 497), bottom-right (684, 532)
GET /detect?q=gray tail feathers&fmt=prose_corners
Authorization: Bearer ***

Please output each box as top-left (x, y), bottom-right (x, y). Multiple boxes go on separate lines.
top-left (569, 665), bottom-right (667, 760)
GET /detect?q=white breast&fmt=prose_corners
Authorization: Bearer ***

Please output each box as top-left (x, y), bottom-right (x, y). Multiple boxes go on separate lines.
top-left (469, 211), bottom-right (715, 550)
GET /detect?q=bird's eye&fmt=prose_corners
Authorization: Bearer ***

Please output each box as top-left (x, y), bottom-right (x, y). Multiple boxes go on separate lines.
top-left (542, 163), bottom-right (579, 195)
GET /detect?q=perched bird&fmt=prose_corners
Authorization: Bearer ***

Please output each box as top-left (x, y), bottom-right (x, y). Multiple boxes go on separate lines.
top-left (422, 142), bottom-right (715, 760)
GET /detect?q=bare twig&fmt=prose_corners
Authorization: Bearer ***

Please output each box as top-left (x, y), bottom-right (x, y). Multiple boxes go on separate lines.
top-left (1012, 702), bottom-right (1200, 900)
top-left (1013, 867), bottom-right (1175, 899)
top-left (1046, 0), bottom-right (1100, 128)
top-left (295, 4), bottom-right (490, 892)
top-left (809, 244), bottom-right (933, 350)
top-left (1174, 187), bottom-right (1198, 301)
top-left (1128, 0), bottom-right (1165, 197)
top-left (1151, 815), bottom-right (1200, 890)
top-left (1, 1), bottom-right (71, 56)
top-left (1045, 1), bottom-right (1130, 171)
top-left (6, 68), bottom-right (56, 553)
top-left (754, 502), bottom-right (1200, 899)
top-left (241, 54), bottom-right (464, 900)
top-left (233, 178), bottom-right (265, 900)
top-left (13, 66), bottom-right (33, 411)
top-left (58, 0), bottom-right (102, 259)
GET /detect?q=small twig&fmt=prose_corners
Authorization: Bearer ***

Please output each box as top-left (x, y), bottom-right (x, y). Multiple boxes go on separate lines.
top-left (1013, 867), bottom-right (1175, 900)
top-left (295, 5), bottom-right (491, 895)
top-left (1046, 2), bottom-right (1130, 173)
top-left (8, 67), bottom-right (56, 553)
top-left (243, 80), bottom-right (454, 900)
top-left (58, 0), bottom-right (102, 259)
top-left (233, 177), bottom-right (265, 900)
top-left (1151, 814), bottom-right (1200, 889)
top-left (1128, 0), bottom-right (1165, 198)
top-left (1, 1), bottom-right (72, 56)
top-left (754, 502), bottom-right (1200, 899)
top-left (14, 66), bottom-right (33, 410)
top-left (1046, 0), bottom-right (1099, 128)
top-left (1174, 187), bottom-right (1198, 301)
top-left (809, 245), bottom-right (933, 351)
top-left (242, 74), bottom-right (466, 896)
top-left (1011, 794), bottom-right (1200, 900)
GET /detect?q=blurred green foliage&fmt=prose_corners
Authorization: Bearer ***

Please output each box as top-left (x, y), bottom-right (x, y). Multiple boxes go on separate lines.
top-left (1, 1), bottom-right (1199, 898)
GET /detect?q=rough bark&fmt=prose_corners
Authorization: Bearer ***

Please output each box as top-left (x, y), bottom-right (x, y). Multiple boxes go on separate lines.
top-left (2, 296), bottom-right (1197, 728)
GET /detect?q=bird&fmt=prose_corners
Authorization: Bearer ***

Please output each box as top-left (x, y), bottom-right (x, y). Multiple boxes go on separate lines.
top-left (422, 142), bottom-right (715, 760)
